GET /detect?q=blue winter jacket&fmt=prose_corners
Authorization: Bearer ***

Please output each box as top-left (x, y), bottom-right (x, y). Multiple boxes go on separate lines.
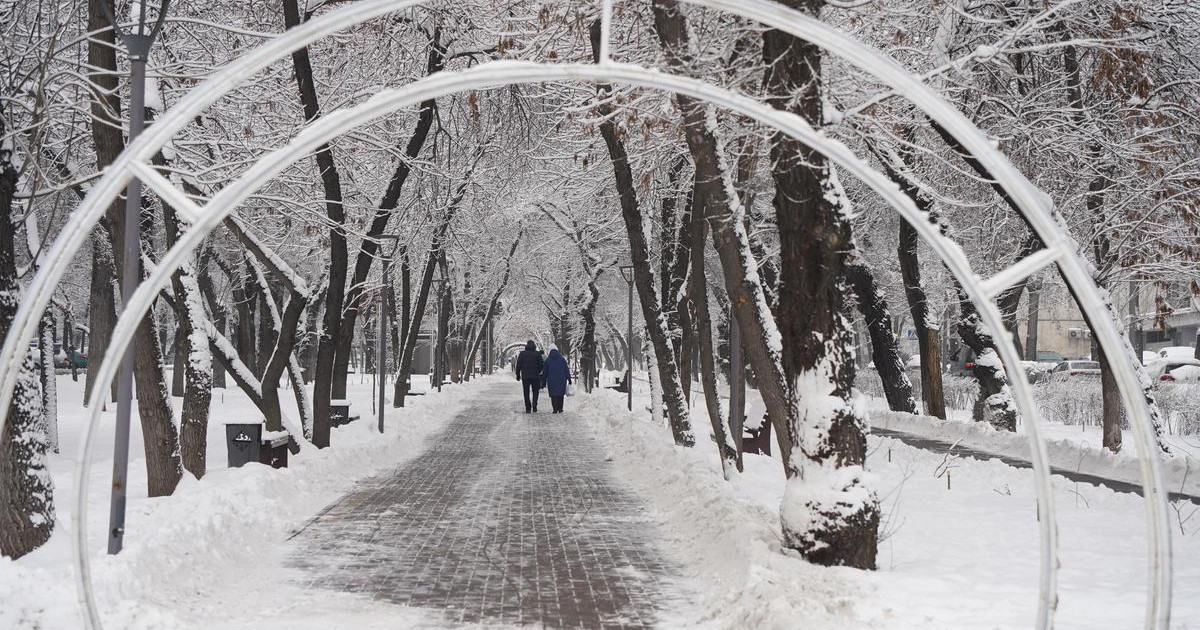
top-left (543, 348), bottom-right (572, 397)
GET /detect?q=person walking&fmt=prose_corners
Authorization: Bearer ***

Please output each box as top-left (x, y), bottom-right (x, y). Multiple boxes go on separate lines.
top-left (513, 340), bottom-right (544, 413)
top-left (543, 345), bottom-right (573, 414)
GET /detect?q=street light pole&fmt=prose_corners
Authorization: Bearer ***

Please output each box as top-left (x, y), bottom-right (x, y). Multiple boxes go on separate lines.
top-left (98, 0), bottom-right (171, 557)
top-left (620, 266), bottom-right (634, 411)
top-left (377, 236), bottom-right (399, 434)
top-left (432, 278), bottom-right (445, 393)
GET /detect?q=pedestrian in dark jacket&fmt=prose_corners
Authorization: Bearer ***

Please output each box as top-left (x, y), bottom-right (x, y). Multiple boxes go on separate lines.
top-left (543, 346), bottom-right (572, 413)
top-left (513, 340), bottom-right (544, 413)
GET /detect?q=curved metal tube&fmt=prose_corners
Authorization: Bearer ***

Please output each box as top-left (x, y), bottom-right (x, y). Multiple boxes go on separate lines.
top-left (0, 0), bottom-right (1166, 628)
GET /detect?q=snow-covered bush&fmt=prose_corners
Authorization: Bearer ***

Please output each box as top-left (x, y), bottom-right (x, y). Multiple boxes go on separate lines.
top-left (860, 369), bottom-right (1200, 435)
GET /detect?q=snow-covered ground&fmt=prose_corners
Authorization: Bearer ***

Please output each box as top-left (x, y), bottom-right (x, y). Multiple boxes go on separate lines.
top-left (581, 388), bottom-right (1200, 629)
top-left (4, 374), bottom-right (1199, 629)
top-left (867, 398), bottom-right (1200, 499)
top-left (1, 371), bottom-right (471, 629)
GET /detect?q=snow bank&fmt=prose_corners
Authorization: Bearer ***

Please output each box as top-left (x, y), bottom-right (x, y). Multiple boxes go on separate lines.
top-left (0, 374), bottom-right (480, 629)
top-left (577, 389), bottom-right (899, 629)
top-left (869, 408), bottom-right (1200, 498)
top-left (582, 387), bottom-right (1200, 628)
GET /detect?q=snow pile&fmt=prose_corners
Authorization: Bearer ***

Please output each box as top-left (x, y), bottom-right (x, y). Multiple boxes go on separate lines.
top-left (578, 389), bottom-right (897, 629)
top-left (0, 375), bottom-right (480, 629)
top-left (870, 408), bottom-right (1200, 498)
top-left (582, 387), bottom-right (1200, 628)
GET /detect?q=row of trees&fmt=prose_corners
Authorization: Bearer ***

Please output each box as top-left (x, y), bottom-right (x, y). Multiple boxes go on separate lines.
top-left (3, 0), bottom-right (1198, 570)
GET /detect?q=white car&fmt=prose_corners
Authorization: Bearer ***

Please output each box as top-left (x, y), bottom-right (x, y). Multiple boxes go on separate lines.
top-left (1147, 357), bottom-right (1200, 382)
top-left (1047, 360), bottom-right (1101, 381)
top-left (1157, 346), bottom-right (1196, 360)
top-left (1167, 365), bottom-right (1200, 383)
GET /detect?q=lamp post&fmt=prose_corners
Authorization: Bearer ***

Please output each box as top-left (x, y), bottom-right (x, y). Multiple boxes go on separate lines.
top-left (377, 236), bottom-right (400, 434)
top-left (620, 265), bottom-right (634, 411)
top-left (432, 278), bottom-right (445, 393)
top-left (98, 0), bottom-right (171, 556)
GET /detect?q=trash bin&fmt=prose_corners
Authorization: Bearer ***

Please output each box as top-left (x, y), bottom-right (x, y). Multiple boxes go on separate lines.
top-left (743, 415), bottom-right (771, 456)
top-left (226, 423), bottom-right (290, 469)
top-left (226, 423), bottom-right (261, 468)
top-left (260, 431), bottom-right (289, 469)
top-left (330, 399), bottom-right (351, 427)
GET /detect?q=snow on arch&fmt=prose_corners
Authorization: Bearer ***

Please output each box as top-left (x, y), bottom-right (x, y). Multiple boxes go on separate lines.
top-left (0, 1), bottom-right (1171, 628)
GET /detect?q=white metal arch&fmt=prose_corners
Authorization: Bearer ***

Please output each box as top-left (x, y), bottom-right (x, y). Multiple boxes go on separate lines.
top-left (0, 1), bottom-right (1169, 629)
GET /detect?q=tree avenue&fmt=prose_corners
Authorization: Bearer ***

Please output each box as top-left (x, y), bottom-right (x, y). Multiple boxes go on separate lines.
top-left (1, 0), bottom-right (1196, 590)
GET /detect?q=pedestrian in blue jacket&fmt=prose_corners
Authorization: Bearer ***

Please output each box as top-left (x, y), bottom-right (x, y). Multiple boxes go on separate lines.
top-left (543, 346), bottom-right (572, 413)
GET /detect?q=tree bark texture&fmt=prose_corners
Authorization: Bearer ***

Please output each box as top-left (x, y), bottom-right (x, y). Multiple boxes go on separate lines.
top-left (591, 20), bottom-right (694, 447)
top-left (0, 151), bottom-right (55, 559)
top-left (845, 259), bottom-right (917, 414)
top-left (88, 0), bottom-right (182, 496)
top-left (760, 0), bottom-right (878, 569)
top-left (957, 294), bottom-right (1018, 432)
top-left (897, 219), bottom-right (946, 419)
top-left (648, 2), bottom-right (794, 466)
top-left (283, 0), bottom-right (347, 448)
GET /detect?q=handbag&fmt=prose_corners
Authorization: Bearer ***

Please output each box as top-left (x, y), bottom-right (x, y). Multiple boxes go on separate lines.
top-left (566, 382), bottom-right (575, 397)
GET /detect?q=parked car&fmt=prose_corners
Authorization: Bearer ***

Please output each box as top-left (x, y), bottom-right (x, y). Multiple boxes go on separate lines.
top-left (1147, 357), bottom-right (1200, 382)
top-left (1035, 350), bottom-right (1066, 364)
top-left (1157, 346), bottom-right (1197, 360)
top-left (1167, 365), bottom-right (1200, 383)
top-left (1047, 360), bottom-right (1101, 381)
top-left (59, 349), bottom-right (87, 369)
top-left (1142, 351), bottom-right (1160, 366)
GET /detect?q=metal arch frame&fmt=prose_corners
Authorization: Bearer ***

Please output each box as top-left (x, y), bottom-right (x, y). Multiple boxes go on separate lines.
top-left (0, 1), bottom-right (1169, 628)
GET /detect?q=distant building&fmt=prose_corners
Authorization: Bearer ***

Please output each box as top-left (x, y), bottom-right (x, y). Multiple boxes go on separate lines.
top-left (1019, 279), bottom-right (1198, 360)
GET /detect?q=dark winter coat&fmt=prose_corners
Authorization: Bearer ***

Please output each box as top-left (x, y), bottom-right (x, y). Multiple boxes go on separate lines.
top-left (514, 341), bottom-right (544, 380)
top-left (543, 348), bottom-right (572, 397)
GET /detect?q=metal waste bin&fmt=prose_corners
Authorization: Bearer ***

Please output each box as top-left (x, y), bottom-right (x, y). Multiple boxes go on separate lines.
top-left (743, 415), bottom-right (772, 456)
top-left (330, 399), bottom-right (352, 427)
top-left (226, 423), bottom-right (261, 468)
top-left (226, 424), bottom-right (290, 469)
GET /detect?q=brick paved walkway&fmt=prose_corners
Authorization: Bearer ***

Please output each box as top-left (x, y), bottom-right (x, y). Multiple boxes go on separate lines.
top-left (287, 382), bottom-right (679, 628)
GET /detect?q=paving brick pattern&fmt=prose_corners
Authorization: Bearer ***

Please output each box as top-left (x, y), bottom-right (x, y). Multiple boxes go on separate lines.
top-left (287, 383), bottom-right (678, 628)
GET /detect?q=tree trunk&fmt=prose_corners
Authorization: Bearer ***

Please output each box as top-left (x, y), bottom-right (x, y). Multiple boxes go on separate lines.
top-left (171, 329), bottom-right (186, 396)
top-left (259, 293), bottom-right (308, 433)
top-left (0, 156), bottom-right (55, 559)
top-left (728, 308), bottom-right (747, 469)
top-left (88, 0), bottom-right (182, 496)
top-left (158, 147), bottom-right (214, 479)
top-left (331, 29), bottom-right (444, 401)
top-left (1095, 339), bottom-right (1122, 451)
top-left (889, 155), bottom-right (946, 419)
top-left (38, 312), bottom-right (59, 453)
top-left (590, 21), bottom-right (694, 447)
top-left (1024, 277), bottom-right (1041, 361)
top-left (957, 293), bottom-right (1018, 431)
top-left (648, 2), bottom-right (795, 467)
top-left (688, 198), bottom-right (738, 476)
top-left (845, 259), bottom-right (918, 414)
top-left (760, 0), bottom-right (877, 569)
top-left (283, 0), bottom-right (348, 448)
top-left (392, 158), bottom-right (480, 405)
top-left (83, 0), bottom-right (121, 408)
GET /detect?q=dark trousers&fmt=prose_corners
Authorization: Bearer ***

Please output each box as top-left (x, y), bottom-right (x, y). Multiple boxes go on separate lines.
top-left (522, 378), bottom-right (540, 411)
top-left (550, 395), bottom-right (564, 413)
